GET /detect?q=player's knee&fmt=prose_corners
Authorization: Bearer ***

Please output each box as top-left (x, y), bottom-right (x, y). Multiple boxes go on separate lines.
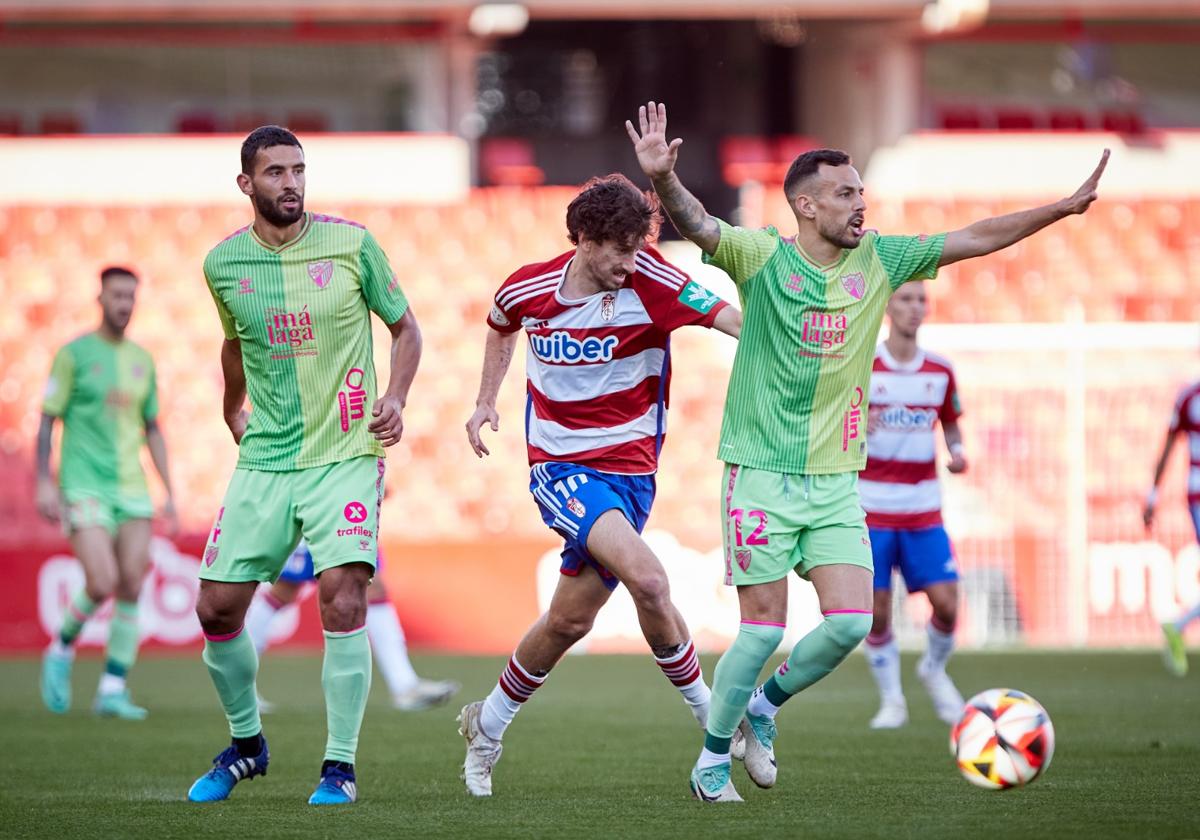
top-left (195, 596), bottom-right (239, 635)
top-left (824, 612), bottom-right (872, 654)
top-left (625, 570), bottom-right (671, 613)
top-left (546, 606), bottom-right (594, 643)
top-left (737, 622), bottom-right (785, 660)
top-left (85, 573), bottom-right (116, 603)
top-left (320, 587), bottom-right (367, 631)
top-left (114, 576), bottom-right (141, 603)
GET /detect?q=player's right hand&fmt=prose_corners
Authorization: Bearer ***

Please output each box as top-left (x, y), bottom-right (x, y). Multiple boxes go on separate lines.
top-left (35, 478), bottom-right (60, 522)
top-left (625, 101), bottom-right (683, 180)
top-left (466, 404), bottom-right (500, 458)
top-left (226, 409), bottom-right (249, 445)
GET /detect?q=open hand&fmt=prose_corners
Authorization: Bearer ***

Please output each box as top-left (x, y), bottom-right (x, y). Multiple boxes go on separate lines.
top-left (625, 101), bottom-right (682, 180)
top-left (1062, 149), bottom-right (1109, 215)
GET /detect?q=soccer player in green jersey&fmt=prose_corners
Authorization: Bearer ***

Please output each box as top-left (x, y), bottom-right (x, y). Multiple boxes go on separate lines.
top-left (187, 126), bottom-right (421, 806)
top-left (628, 101), bottom-right (1108, 801)
top-left (38, 265), bottom-right (177, 721)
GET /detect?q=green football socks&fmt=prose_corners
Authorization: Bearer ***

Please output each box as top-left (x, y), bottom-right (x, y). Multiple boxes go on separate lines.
top-left (202, 627), bottom-right (262, 739)
top-left (322, 626), bottom-right (372, 764)
top-left (704, 621), bottom-right (786, 751)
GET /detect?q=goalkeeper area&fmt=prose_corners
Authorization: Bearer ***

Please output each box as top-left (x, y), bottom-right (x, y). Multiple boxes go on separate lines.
top-left (2, 651), bottom-right (1195, 839)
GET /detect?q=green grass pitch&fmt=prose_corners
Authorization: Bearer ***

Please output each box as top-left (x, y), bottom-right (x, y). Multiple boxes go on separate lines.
top-left (1, 651), bottom-right (1196, 839)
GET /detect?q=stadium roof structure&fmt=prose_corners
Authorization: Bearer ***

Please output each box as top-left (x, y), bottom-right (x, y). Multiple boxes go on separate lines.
top-left (2, 0), bottom-right (1200, 22)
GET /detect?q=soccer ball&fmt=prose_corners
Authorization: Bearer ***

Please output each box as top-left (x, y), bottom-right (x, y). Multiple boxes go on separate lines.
top-left (950, 688), bottom-right (1055, 790)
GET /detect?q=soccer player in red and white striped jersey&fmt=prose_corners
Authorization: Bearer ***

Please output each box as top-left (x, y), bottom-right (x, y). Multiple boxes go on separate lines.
top-left (859, 281), bottom-right (968, 729)
top-left (1144, 377), bottom-right (1200, 676)
top-left (457, 174), bottom-right (741, 796)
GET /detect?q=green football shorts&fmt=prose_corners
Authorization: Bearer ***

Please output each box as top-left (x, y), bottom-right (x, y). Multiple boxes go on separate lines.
top-left (720, 465), bottom-right (873, 586)
top-left (200, 455), bottom-right (383, 583)
top-left (61, 488), bottom-right (153, 537)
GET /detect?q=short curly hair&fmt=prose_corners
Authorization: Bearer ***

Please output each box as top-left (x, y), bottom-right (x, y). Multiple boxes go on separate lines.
top-left (566, 174), bottom-right (662, 247)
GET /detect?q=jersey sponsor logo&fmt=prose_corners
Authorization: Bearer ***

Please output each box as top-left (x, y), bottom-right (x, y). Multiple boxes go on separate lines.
top-left (874, 405), bottom-right (939, 431)
top-left (307, 260), bottom-right (334, 289)
top-left (237, 278), bottom-right (254, 294)
top-left (338, 368), bottom-right (368, 432)
top-left (529, 330), bottom-right (618, 364)
top-left (800, 311), bottom-right (848, 355)
top-left (843, 386), bottom-right (864, 452)
top-left (105, 390), bottom-right (135, 410)
top-left (600, 292), bottom-right (616, 322)
top-left (566, 497), bottom-right (586, 517)
top-left (344, 501), bottom-right (368, 522)
top-left (337, 524), bottom-right (375, 538)
top-left (266, 305), bottom-right (317, 355)
top-left (841, 272), bottom-right (866, 300)
top-left (678, 280), bottom-right (720, 314)
top-left (489, 304), bottom-right (510, 327)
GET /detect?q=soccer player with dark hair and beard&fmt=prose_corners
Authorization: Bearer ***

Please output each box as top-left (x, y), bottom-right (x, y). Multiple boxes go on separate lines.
top-left (38, 265), bottom-right (177, 721)
top-left (457, 173), bottom-right (741, 797)
top-left (628, 100), bottom-right (1107, 801)
top-left (187, 126), bottom-right (422, 806)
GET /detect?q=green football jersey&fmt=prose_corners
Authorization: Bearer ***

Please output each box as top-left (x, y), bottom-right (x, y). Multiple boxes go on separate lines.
top-left (43, 332), bottom-right (158, 497)
top-left (704, 220), bottom-right (945, 475)
top-left (204, 212), bottom-right (409, 471)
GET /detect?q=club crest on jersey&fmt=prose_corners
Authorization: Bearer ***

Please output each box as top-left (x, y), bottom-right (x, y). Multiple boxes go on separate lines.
top-left (840, 272), bottom-right (865, 300)
top-left (308, 260), bottom-right (334, 289)
top-left (566, 497), bottom-right (586, 517)
top-left (600, 292), bottom-right (616, 322)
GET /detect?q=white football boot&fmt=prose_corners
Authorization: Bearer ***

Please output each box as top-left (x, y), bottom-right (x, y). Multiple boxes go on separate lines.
top-left (917, 657), bottom-right (964, 725)
top-left (458, 700), bottom-right (503, 797)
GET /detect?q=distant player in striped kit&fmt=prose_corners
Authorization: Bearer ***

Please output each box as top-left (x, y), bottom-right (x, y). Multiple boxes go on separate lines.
top-left (1144, 377), bottom-right (1200, 676)
top-left (629, 100), bottom-right (1108, 801)
top-left (38, 265), bottom-right (178, 721)
top-left (860, 281), bottom-right (967, 729)
top-left (187, 126), bottom-right (421, 806)
top-left (458, 173), bottom-right (742, 797)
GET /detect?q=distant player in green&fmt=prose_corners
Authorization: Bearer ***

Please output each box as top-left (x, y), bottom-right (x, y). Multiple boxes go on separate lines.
top-left (38, 266), bottom-right (178, 720)
top-left (187, 126), bottom-right (421, 806)
top-left (628, 101), bottom-right (1109, 801)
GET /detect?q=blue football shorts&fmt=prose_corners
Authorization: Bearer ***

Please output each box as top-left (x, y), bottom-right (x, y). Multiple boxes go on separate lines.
top-left (529, 462), bottom-right (655, 592)
top-left (869, 525), bottom-right (958, 592)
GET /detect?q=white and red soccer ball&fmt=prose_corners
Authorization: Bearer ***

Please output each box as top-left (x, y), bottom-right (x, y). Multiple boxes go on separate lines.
top-left (950, 688), bottom-right (1055, 790)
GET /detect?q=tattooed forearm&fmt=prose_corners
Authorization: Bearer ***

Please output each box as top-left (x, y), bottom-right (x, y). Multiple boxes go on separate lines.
top-left (650, 172), bottom-right (722, 254)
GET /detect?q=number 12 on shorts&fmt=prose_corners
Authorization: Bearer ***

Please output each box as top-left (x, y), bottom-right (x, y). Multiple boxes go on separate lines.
top-left (729, 508), bottom-right (769, 546)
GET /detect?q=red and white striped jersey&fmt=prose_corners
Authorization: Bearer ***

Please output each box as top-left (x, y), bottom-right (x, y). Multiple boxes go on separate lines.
top-left (1169, 379), bottom-right (1200, 505)
top-left (859, 344), bottom-right (962, 529)
top-left (487, 246), bottom-right (728, 475)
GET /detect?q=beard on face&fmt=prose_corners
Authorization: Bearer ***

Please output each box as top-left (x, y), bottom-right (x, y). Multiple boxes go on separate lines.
top-left (254, 190), bottom-right (304, 227)
top-left (821, 217), bottom-right (861, 250)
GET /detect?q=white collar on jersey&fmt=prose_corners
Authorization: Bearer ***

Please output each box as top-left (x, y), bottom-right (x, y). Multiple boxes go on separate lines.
top-left (877, 342), bottom-right (926, 373)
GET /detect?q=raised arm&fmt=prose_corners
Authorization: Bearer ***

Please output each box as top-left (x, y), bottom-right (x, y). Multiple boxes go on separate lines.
top-left (221, 338), bottom-right (249, 444)
top-left (712, 305), bottom-right (742, 340)
top-left (144, 418), bottom-right (178, 535)
top-left (939, 149), bottom-right (1109, 267)
top-left (369, 309), bottom-right (423, 448)
top-left (1144, 424), bottom-right (1180, 530)
top-left (35, 413), bottom-right (59, 521)
top-left (626, 101), bottom-right (722, 255)
top-left (466, 328), bottom-right (520, 458)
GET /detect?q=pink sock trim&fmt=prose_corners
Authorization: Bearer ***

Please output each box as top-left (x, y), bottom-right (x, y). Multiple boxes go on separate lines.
top-left (865, 630), bottom-right (893, 646)
top-left (823, 609), bottom-right (872, 615)
top-left (204, 626), bottom-right (243, 643)
top-left (741, 619), bottom-right (787, 628)
top-left (323, 624), bottom-right (367, 638)
top-left (930, 614), bottom-right (956, 634)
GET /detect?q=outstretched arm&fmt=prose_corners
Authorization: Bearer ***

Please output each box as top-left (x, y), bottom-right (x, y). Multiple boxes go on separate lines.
top-left (626, 101), bottom-right (722, 255)
top-left (712, 305), bottom-right (741, 339)
top-left (370, 309), bottom-right (423, 448)
top-left (466, 328), bottom-right (520, 458)
top-left (1144, 426), bottom-right (1179, 530)
top-left (939, 149), bottom-right (1109, 267)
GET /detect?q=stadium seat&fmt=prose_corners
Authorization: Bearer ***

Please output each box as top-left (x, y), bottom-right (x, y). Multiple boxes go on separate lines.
top-left (39, 113), bottom-right (82, 135)
top-left (176, 112), bottom-right (221, 134)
